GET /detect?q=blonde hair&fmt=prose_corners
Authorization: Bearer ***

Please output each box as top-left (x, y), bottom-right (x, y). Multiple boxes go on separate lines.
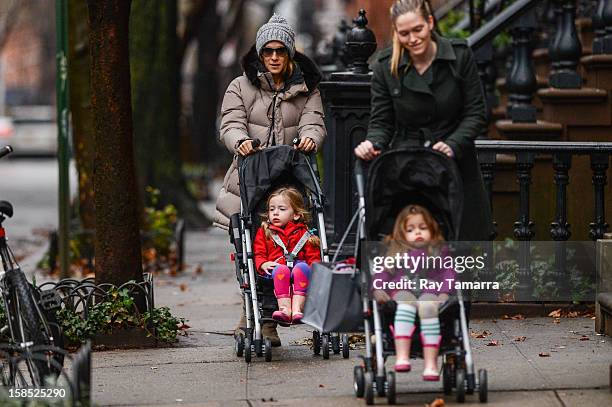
top-left (384, 204), bottom-right (444, 255)
top-left (261, 186), bottom-right (320, 247)
top-left (389, 0), bottom-right (435, 77)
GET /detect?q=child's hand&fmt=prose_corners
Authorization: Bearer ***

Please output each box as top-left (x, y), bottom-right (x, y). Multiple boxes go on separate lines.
top-left (373, 289), bottom-right (391, 304)
top-left (260, 262), bottom-right (280, 275)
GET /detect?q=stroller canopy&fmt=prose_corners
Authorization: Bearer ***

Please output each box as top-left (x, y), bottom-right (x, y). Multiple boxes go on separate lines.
top-left (365, 148), bottom-right (464, 241)
top-left (238, 145), bottom-right (320, 215)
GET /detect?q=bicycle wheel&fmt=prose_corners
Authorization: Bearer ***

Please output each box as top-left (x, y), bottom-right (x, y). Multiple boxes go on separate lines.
top-left (30, 284), bottom-right (65, 376)
top-left (4, 269), bottom-right (55, 385)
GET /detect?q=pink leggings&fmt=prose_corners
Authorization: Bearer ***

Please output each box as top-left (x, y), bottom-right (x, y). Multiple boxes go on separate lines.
top-left (272, 263), bottom-right (311, 299)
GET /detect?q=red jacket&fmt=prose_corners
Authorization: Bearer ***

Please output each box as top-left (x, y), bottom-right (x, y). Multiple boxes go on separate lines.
top-left (253, 221), bottom-right (321, 274)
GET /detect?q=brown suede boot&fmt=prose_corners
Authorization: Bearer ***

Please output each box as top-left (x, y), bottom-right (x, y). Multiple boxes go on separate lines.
top-left (234, 297), bottom-right (247, 338)
top-left (262, 322), bottom-right (281, 347)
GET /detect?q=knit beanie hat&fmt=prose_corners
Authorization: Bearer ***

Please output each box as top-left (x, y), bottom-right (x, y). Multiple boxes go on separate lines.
top-left (255, 14), bottom-right (296, 58)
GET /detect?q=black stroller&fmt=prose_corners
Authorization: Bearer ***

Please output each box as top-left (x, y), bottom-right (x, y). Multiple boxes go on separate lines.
top-left (351, 147), bottom-right (488, 404)
top-left (229, 144), bottom-right (349, 362)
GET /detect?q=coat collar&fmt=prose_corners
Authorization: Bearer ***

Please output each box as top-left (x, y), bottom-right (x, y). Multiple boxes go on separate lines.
top-left (268, 220), bottom-right (306, 237)
top-left (397, 33), bottom-right (457, 96)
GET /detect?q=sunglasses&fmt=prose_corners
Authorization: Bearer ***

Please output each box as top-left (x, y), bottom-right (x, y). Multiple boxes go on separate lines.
top-left (261, 46), bottom-right (288, 57)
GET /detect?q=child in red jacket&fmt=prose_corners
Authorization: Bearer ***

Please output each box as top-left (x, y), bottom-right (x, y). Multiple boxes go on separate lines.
top-left (253, 186), bottom-right (321, 324)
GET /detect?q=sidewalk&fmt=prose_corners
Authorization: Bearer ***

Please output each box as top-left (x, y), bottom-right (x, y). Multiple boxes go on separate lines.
top-left (91, 228), bottom-right (612, 406)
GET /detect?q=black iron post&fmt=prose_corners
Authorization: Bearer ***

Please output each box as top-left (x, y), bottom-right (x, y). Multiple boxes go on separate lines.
top-left (589, 153), bottom-right (610, 240)
top-left (548, 0), bottom-right (583, 88)
top-left (478, 150), bottom-right (498, 300)
top-left (592, 0), bottom-right (607, 54)
top-left (603, 0), bottom-right (612, 52)
top-left (506, 11), bottom-right (538, 122)
top-left (513, 152), bottom-right (535, 300)
top-left (550, 153), bottom-right (572, 298)
top-left (319, 9), bottom-right (377, 250)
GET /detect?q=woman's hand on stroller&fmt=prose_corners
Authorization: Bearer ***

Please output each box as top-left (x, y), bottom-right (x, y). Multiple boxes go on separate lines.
top-left (373, 289), bottom-right (392, 304)
top-left (236, 139), bottom-right (260, 156)
top-left (432, 141), bottom-right (454, 158)
top-left (354, 140), bottom-right (381, 161)
top-left (293, 137), bottom-right (316, 153)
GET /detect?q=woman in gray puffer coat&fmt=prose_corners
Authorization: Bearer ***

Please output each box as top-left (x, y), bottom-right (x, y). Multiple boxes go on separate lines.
top-left (215, 14), bottom-right (326, 347)
top-left (214, 14), bottom-right (326, 230)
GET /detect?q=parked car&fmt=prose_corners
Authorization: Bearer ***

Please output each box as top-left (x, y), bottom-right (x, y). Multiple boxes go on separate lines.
top-left (2, 106), bottom-right (57, 156)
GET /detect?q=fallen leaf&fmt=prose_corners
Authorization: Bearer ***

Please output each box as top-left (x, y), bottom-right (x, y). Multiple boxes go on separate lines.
top-left (195, 264), bottom-right (203, 274)
top-left (566, 311), bottom-right (579, 318)
top-left (514, 336), bottom-right (527, 342)
top-left (425, 398), bottom-right (445, 407)
top-left (553, 318), bottom-right (561, 324)
top-left (319, 384), bottom-right (325, 388)
top-left (486, 340), bottom-right (500, 346)
top-left (470, 330), bottom-right (491, 339)
top-left (511, 314), bottom-right (525, 320)
top-left (548, 308), bottom-right (562, 318)
top-left (538, 352), bottom-right (550, 357)
top-left (179, 283), bottom-right (188, 292)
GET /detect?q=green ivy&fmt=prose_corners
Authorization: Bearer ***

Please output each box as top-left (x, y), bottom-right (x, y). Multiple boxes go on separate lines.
top-left (491, 240), bottom-right (595, 301)
top-left (56, 287), bottom-right (186, 345)
top-left (143, 186), bottom-right (178, 255)
top-left (142, 307), bottom-right (186, 343)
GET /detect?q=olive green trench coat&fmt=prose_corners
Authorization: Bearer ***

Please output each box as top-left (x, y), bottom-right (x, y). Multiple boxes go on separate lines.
top-left (367, 34), bottom-right (493, 241)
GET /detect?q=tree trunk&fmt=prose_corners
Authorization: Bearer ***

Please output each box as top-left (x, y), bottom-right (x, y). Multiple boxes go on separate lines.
top-left (68, 0), bottom-right (95, 231)
top-left (192, 0), bottom-right (227, 166)
top-left (88, 0), bottom-right (143, 286)
top-left (130, 0), bottom-right (210, 229)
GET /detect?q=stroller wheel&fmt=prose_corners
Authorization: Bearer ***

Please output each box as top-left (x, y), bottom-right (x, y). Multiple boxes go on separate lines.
top-left (456, 368), bottom-right (466, 403)
top-left (264, 338), bottom-right (272, 362)
top-left (386, 371), bottom-right (396, 405)
top-left (332, 334), bottom-right (341, 354)
top-left (255, 339), bottom-right (263, 357)
top-left (244, 337), bottom-right (252, 363)
top-left (353, 365), bottom-right (365, 398)
top-left (478, 369), bottom-right (488, 403)
top-left (342, 334), bottom-right (350, 359)
top-left (235, 335), bottom-right (245, 357)
top-left (376, 374), bottom-right (386, 397)
top-left (313, 331), bottom-right (321, 355)
top-left (442, 363), bottom-right (453, 395)
top-left (322, 334), bottom-right (330, 359)
top-left (364, 371), bottom-right (375, 405)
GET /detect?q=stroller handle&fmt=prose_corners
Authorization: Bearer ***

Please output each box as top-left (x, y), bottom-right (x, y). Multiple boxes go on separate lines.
top-left (0, 145), bottom-right (13, 159)
top-left (354, 142), bottom-right (383, 198)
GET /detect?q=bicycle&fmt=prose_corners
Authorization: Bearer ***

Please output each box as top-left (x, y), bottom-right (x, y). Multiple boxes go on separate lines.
top-left (0, 145), bottom-right (65, 387)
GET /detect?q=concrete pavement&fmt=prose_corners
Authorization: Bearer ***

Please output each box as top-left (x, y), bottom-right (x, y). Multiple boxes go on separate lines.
top-left (91, 228), bottom-right (612, 406)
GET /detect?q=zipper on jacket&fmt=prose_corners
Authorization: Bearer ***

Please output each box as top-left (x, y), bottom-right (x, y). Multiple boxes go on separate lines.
top-left (266, 91), bottom-right (279, 147)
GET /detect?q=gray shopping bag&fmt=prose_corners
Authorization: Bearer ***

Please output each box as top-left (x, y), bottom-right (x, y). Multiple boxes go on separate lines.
top-left (302, 262), bottom-right (364, 333)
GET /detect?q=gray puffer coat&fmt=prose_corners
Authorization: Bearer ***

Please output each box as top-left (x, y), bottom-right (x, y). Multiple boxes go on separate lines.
top-left (214, 45), bottom-right (326, 229)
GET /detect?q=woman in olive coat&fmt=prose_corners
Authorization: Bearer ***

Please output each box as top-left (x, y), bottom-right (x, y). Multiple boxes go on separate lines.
top-left (355, 0), bottom-right (493, 242)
